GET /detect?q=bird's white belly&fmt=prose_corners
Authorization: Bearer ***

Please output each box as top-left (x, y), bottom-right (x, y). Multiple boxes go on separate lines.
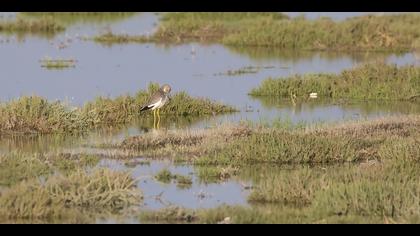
top-left (150, 99), bottom-right (163, 110)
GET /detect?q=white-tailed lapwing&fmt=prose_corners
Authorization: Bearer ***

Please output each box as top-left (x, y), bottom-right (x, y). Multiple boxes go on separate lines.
top-left (140, 84), bottom-right (172, 126)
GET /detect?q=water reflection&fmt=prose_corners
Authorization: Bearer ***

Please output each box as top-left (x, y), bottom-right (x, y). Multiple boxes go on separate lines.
top-left (226, 46), bottom-right (403, 64)
top-left (250, 96), bottom-right (420, 123)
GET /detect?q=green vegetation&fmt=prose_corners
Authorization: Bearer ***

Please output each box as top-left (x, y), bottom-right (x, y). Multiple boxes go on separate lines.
top-left (154, 168), bottom-right (193, 188)
top-left (140, 200), bottom-right (419, 224)
top-left (0, 83), bottom-right (236, 134)
top-left (221, 13), bottom-right (420, 51)
top-left (0, 153), bottom-right (51, 186)
top-left (141, 155), bottom-right (420, 223)
top-left (92, 31), bottom-right (153, 46)
top-left (19, 12), bottom-right (137, 26)
top-left (40, 58), bottom-right (77, 69)
top-left (93, 13), bottom-right (420, 52)
top-left (120, 115), bottom-right (420, 165)
top-left (0, 153), bottom-right (100, 186)
top-left (0, 15), bottom-right (65, 34)
top-left (0, 96), bottom-right (90, 134)
top-left (196, 165), bottom-right (239, 183)
top-left (153, 13), bottom-right (289, 43)
top-left (120, 123), bottom-right (253, 158)
top-left (250, 63), bottom-right (420, 101)
top-left (0, 168), bottom-right (142, 221)
top-left (154, 168), bottom-right (173, 184)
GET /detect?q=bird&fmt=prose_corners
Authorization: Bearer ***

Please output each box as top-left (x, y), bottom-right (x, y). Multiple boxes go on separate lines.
top-left (140, 84), bottom-right (172, 127)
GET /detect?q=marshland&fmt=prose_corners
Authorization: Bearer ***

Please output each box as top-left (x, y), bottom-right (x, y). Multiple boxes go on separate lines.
top-left (0, 12), bottom-right (419, 224)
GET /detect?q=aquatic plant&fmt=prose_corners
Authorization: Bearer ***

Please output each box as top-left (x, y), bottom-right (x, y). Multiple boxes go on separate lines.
top-left (19, 12), bottom-right (137, 26)
top-left (0, 15), bottom-right (65, 33)
top-left (0, 169), bottom-right (142, 220)
top-left (155, 168), bottom-right (173, 184)
top-left (154, 168), bottom-right (192, 188)
top-left (119, 115), bottom-right (420, 165)
top-left (94, 13), bottom-right (420, 52)
top-left (93, 31), bottom-right (153, 45)
top-left (39, 58), bottom-right (77, 69)
top-left (250, 63), bottom-right (420, 101)
top-left (0, 83), bottom-right (236, 134)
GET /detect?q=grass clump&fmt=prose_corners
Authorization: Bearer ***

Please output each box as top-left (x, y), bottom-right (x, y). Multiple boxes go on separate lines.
top-left (0, 154), bottom-right (51, 187)
top-left (0, 83), bottom-right (236, 135)
top-left (222, 13), bottom-right (420, 51)
top-left (46, 154), bottom-right (100, 174)
top-left (153, 12), bottom-right (289, 43)
top-left (120, 124), bottom-right (253, 158)
top-left (82, 82), bottom-right (236, 126)
top-left (0, 15), bottom-right (65, 34)
top-left (0, 96), bottom-right (89, 134)
top-left (141, 160), bottom-right (420, 223)
top-left (0, 169), bottom-right (142, 221)
top-left (93, 31), bottom-right (153, 45)
top-left (0, 153), bottom-right (100, 187)
top-left (155, 168), bottom-right (173, 184)
top-left (19, 12), bottom-right (137, 26)
top-left (40, 58), bottom-right (77, 70)
top-left (247, 162), bottom-right (420, 220)
top-left (247, 166), bottom-right (325, 206)
top-left (196, 165), bottom-right (239, 183)
top-left (100, 13), bottom-right (420, 51)
top-left (250, 63), bottom-right (420, 101)
top-left (119, 115), bottom-right (420, 165)
top-left (154, 168), bottom-right (193, 188)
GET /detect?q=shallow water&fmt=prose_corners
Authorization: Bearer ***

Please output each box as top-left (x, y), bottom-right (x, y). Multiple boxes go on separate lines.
top-left (99, 159), bottom-right (250, 210)
top-left (1, 12), bottom-right (419, 223)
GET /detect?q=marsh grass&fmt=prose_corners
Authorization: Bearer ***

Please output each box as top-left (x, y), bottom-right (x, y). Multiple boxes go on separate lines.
top-left (141, 159), bottom-right (420, 223)
top-left (40, 58), bottom-right (77, 69)
top-left (99, 13), bottom-right (420, 52)
top-left (0, 168), bottom-right (142, 220)
top-left (155, 168), bottom-right (173, 184)
top-left (247, 161), bottom-right (420, 218)
top-left (0, 153), bottom-right (51, 187)
top-left (0, 153), bottom-right (100, 187)
top-left (19, 12), bottom-right (137, 26)
top-left (0, 83), bottom-right (236, 134)
top-left (119, 115), bottom-right (420, 166)
top-left (222, 13), bottom-right (420, 51)
top-left (139, 202), bottom-right (419, 224)
top-left (153, 13), bottom-right (289, 43)
top-left (120, 123), bottom-right (253, 159)
top-left (0, 16), bottom-right (65, 32)
top-left (154, 168), bottom-right (193, 188)
top-left (47, 153), bottom-right (100, 174)
top-left (196, 165), bottom-right (239, 183)
top-left (92, 31), bottom-right (153, 46)
top-left (250, 63), bottom-right (420, 101)
top-left (0, 96), bottom-right (90, 134)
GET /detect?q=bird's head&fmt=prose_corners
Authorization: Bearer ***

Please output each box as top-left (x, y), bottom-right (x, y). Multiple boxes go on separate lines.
top-left (161, 84), bottom-right (172, 94)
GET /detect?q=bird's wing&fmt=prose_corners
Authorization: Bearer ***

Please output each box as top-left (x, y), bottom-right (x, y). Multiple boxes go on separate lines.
top-left (148, 90), bottom-right (164, 105)
top-left (140, 90), bottom-right (163, 111)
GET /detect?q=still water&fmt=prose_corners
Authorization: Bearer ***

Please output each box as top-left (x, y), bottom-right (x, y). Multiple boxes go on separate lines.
top-left (0, 12), bottom-right (419, 222)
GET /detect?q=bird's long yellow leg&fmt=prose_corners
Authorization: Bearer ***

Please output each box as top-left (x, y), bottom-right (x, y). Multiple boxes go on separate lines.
top-left (157, 109), bottom-right (161, 129)
top-left (153, 109), bottom-right (157, 129)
